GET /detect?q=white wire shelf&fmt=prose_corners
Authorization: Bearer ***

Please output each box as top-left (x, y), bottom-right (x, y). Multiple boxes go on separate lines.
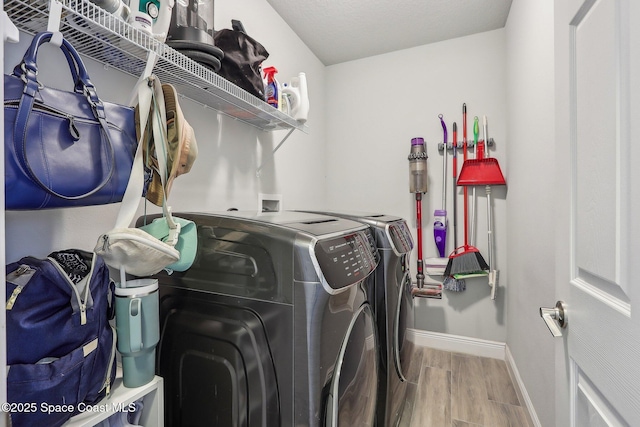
top-left (4, 0), bottom-right (308, 133)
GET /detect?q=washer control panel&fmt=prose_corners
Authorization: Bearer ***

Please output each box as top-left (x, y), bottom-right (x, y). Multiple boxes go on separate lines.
top-left (387, 220), bottom-right (414, 256)
top-left (314, 229), bottom-right (379, 290)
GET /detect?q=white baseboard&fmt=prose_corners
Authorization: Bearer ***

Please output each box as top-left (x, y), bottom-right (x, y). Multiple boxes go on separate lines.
top-left (407, 329), bottom-right (506, 360)
top-left (505, 345), bottom-right (542, 427)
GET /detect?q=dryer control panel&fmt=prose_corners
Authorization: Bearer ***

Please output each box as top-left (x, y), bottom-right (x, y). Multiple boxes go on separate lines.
top-left (314, 230), bottom-right (379, 290)
top-left (387, 220), bottom-right (414, 256)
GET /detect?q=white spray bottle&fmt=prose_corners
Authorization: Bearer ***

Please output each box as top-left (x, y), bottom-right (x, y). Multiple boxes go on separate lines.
top-left (282, 72), bottom-right (309, 123)
top-left (128, 0), bottom-right (174, 42)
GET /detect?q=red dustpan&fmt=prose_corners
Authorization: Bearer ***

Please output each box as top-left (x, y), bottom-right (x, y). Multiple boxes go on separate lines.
top-left (457, 140), bottom-right (506, 186)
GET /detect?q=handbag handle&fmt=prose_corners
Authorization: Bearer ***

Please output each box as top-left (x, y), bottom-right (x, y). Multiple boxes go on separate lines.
top-left (11, 32), bottom-right (118, 201)
top-left (19, 32), bottom-right (92, 86)
top-left (12, 36), bottom-right (84, 94)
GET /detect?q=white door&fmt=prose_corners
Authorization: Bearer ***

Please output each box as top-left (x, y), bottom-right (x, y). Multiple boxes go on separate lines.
top-left (553, 0), bottom-right (640, 425)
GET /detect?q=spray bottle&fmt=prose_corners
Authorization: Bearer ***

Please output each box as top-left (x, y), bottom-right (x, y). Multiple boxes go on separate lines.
top-left (263, 66), bottom-right (280, 109)
top-left (282, 72), bottom-right (310, 123)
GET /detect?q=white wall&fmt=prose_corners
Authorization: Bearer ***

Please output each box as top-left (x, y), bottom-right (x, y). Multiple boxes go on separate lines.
top-left (325, 30), bottom-right (509, 343)
top-left (3, 0), bottom-right (327, 262)
top-left (504, 1), bottom-right (556, 426)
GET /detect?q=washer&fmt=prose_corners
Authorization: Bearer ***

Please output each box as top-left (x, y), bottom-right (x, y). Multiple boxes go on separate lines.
top-left (150, 211), bottom-right (380, 426)
top-left (302, 211), bottom-right (415, 427)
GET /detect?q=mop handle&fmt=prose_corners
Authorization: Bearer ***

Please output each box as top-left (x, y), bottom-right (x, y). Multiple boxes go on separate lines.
top-left (439, 114), bottom-right (447, 209)
top-left (483, 115), bottom-right (490, 158)
top-left (473, 116), bottom-right (479, 157)
top-left (471, 116), bottom-right (479, 245)
top-left (483, 115), bottom-right (494, 269)
top-left (452, 122), bottom-right (458, 250)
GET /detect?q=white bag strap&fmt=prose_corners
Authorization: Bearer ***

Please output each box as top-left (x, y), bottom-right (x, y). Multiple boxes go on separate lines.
top-left (113, 76), bottom-right (154, 229)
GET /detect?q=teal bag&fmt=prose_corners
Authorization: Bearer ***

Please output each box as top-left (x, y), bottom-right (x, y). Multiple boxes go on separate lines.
top-left (139, 216), bottom-right (197, 272)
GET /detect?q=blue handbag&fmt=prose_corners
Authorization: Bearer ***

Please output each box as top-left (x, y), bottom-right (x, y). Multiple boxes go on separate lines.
top-left (4, 32), bottom-right (138, 210)
top-left (5, 250), bottom-right (117, 427)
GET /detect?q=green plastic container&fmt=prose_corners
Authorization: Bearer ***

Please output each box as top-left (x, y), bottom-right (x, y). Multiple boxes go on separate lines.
top-left (115, 279), bottom-right (159, 388)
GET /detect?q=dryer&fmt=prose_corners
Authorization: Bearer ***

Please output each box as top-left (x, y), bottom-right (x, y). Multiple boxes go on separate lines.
top-left (148, 211), bottom-right (380, 426)
top-left (301, 211), bottom-right (415, 427)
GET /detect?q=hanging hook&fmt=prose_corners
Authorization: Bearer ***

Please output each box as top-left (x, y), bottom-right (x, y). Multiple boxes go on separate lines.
top-left (47, 0), bottom-right (64, 47)
top-left (2, 11), bottom-right (20, 43)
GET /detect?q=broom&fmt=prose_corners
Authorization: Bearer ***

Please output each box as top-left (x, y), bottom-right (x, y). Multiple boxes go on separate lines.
top-left (444, 116), bottom-right (490, 277)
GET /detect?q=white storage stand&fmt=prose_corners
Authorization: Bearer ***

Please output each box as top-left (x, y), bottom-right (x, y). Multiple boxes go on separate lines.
top-left (64, 370), bottom-right (163, 427)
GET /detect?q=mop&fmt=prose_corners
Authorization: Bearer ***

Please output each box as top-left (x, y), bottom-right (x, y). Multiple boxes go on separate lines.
top-left (433, 114), bottom-right (448, 258)
top-left (444, 118), bottom-right (489, 278)
top-left (483, 116), bottom-right (500, 299)
top-left (426, 115), bottom-right (450, 276)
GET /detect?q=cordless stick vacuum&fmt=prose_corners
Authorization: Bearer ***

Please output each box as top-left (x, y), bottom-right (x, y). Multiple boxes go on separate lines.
top-left (408, 137), bottom-right (442, 298)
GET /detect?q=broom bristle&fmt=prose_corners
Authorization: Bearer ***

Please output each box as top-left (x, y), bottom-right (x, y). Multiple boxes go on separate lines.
top-left (448, 251), bottom-right (489, 276)
top-left (444, 257), bottom-right (454, 277)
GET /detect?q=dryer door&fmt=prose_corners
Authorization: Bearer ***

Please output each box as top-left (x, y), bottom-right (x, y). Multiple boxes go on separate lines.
top-left (325, 303), bottom-right (378, 427)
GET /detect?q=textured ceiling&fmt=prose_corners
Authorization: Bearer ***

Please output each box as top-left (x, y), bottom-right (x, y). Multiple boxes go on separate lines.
top-left (266, 0), bottom-right (513, 65)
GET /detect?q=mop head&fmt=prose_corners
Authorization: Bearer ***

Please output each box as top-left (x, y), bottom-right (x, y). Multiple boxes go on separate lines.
top-left (425, 257), bottom-right (449, 276)
top-left (443, 276), bottom-right (466, 292)
top-left (444, 246), bottom-right (489, 277)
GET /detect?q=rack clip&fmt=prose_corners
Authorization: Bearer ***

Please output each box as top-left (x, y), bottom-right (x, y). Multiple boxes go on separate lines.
top-left (47, 0), bottom-right (64, 47)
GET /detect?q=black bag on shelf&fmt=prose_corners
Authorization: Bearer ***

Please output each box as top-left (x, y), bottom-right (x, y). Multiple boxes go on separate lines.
top-left (213, 28), bottom-right (269, 100)
top-left (5, 250), bottom-right (117, 427)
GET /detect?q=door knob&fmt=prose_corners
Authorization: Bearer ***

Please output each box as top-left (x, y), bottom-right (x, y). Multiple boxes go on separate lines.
top-left (539, 301), bottom-right (567, 337)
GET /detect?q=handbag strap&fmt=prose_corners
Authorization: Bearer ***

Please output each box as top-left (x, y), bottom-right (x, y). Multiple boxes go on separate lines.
top-left (11, 32), bottom-right (118, 200)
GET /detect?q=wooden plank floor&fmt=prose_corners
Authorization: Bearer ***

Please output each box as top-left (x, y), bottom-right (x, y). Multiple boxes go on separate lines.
top-left (399, 347), bottom-right (531, 427)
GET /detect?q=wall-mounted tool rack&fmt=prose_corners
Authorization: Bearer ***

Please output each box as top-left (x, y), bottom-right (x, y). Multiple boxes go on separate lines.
top-left (4, 0), bottom-right (308, 133)
top-left (438, 139), bottom-right (495, 152)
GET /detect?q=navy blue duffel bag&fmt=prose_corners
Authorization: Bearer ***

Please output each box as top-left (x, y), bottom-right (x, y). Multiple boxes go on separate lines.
top-left (5, 250), bottom-right (117, 427)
